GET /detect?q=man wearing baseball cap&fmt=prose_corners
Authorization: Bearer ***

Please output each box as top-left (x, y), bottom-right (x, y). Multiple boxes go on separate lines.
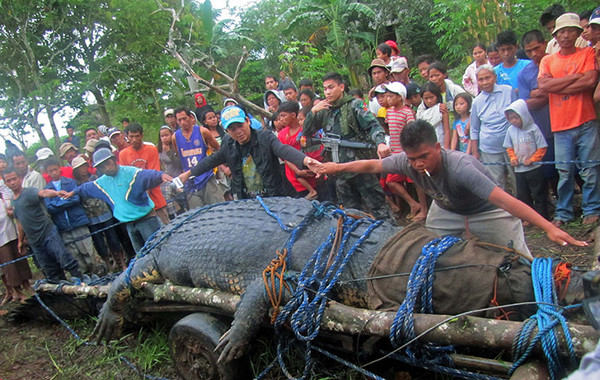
top-left (538, 13), bottom-right (600, 226)
top-left (35, 147), bottom-right (74, 183)
top-left (367, 58), bottom-right (390, 115)
top-left (65, 148), bottom-right (173, 253)
top-left (177, 105), bottom-right (321, 200)
top-left (164, 108), bottom-right (178, 131)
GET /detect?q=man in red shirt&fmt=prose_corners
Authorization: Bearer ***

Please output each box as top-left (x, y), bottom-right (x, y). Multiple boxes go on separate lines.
top-left (119, 123), bottom-right (170, 224)
top-left (538, 13), bottom-right (600, 226)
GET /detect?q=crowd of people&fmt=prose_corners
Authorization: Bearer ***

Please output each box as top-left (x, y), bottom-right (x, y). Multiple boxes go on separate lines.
top-left (0, 4), bottom-right (599, 308)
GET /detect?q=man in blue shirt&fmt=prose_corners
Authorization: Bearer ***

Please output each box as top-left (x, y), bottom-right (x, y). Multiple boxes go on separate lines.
top-left (67, 148), bottom-right (173, 253)
top-left (471, 65), bottom-right (517, 191)
top-left (495, 30), bottom-right (531, 91)
top-left (517, 30), bottom-right (557, 190)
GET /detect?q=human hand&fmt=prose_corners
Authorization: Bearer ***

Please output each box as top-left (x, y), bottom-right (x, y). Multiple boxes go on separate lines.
top-left (547, 226), bottom-right (588, 247)
top-left (304, 157), bottom-right (322, 175)
top-left (317, 162), bottom-right (340, 175)
top-left (311, 100), bottom-right (331, 114)
top-left (377, 143), bottom-right (391, 158)
top-left (161, 173), bottom-right (173, 182)
top-left (530, 88), bottom-right (547, 98)
top-left (510, 159), bottom-right (518, 167)
top-left (472, 150), bottom-right (480, 160)
top-left (60, 190), bottom-right (73, 199)
top-left (523, 158), bottom-right (531, 165)
top-left (219, 165), bottom-right (231, 177)
top-left (297, 169), bottom-right (316, 179)
top-left (439, 103), bottom-right (448, 115)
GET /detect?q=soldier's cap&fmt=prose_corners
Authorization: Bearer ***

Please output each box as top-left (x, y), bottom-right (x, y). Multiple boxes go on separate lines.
top-left (92, 148), bottom-right (114, 168)
top-left (589, 6), bottom-right (600, 26)
top-left (59, 142), bottom-right (79, 158)
top-left (406, 83), bottom-right (421, 98)
top-left (382, 82), bottom-right (407, 98)
top-left (374, 85), bottom-right (387, 94)
top-left (221, 105), bottom-right (248, 129)
top-left (71, 155), bottom-right (88, 170)
top-left (552, 13), bottom-right (583, 35)
top-left (368, 59), bottom-right (390, 76)
top-left (36, 147), bottom-right (54, 162)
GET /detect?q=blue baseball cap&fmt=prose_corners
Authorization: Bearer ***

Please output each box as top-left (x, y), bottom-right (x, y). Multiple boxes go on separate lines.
top-left (590, 6), bottom-right (600, 26)
top-left (220, 105), bottom-right (248, 129)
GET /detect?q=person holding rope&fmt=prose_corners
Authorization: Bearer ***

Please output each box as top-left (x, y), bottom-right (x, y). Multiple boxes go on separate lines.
top-left (3, 167), bottom-right (83, 282)
top-left (317, 120), bottom-right (588, 260)
top-left (65, 148), bottom-right (173, 254)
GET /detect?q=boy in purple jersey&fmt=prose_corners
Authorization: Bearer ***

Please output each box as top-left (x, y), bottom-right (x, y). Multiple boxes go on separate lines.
top-left (172, 107), bottom-right (225, 209)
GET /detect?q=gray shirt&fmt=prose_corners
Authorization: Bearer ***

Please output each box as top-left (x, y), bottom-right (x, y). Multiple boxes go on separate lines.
top-left (12, 187), bottom-right (55, 247)
top-left (381, 149), bottom-right (498, 215)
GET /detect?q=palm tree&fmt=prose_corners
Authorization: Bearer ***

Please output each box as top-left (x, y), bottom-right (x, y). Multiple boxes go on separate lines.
top-left (278, 0), bottom-right (376, 87)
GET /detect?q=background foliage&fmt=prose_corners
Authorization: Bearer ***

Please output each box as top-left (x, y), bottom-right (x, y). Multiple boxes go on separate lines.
top-left (1, 0), bottom-right (599, 154)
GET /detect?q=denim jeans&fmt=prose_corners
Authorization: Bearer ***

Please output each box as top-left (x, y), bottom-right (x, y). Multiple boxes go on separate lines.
top-left (30, 225), bottom-right (82, 282)
top-left (126, 215), bottom-right (161, 253)
top-left (554, 120), bottom-right (600, 221)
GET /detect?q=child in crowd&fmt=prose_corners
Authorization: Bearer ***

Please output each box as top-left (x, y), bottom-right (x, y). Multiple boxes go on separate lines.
top-left (277, 102), bottom-right (318, 200)
top-left (43, 157), bottom-right (99, 275)
top-left (405, 83), bottom-right (421, 115)
top-left (487, 43), bottom-right (502, 67)
top-left (503, 99), bottom-right (549, 222)
top-left (297, 107), bottom-right (310, 127)
top-left (375, 85), bottom-right (389, 133)
top-left (450, 93), bottom-right (473, 154)
top-left (415, 54), bottom-right (435, 81)
top-left (416, 82), bottom-right (450, 148)
top-left (427, 62), bottom-right (465, 114)
top-left (383, 82), bottom-right (428, 221)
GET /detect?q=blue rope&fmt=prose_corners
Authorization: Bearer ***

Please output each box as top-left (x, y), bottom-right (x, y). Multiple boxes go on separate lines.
top-left (389, 236), bottom-right (461, 347)
top-left (386, 236), bottom-right (501, 380)
top-left (256, 207), bottom-right (383, 380)
top-left (256, 195), bottom-right (294, 232)
top-left (33, 293), bottom-right (170, 380)
top-left (0, 253), bottom-right (33, 268)
top-left (482, 159), bottom-right (600, 166)
top-left (509, 258), bottom-right (577, 380)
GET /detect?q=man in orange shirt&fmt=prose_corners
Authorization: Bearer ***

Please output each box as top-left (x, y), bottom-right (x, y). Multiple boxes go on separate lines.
top-left (119, 123), bottom-right (170, 225)
top-left (538, 13), bottom-right (600, 226)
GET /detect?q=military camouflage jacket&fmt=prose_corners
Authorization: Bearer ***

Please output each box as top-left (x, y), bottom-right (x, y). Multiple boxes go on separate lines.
top-left (304, 94), bottom-right (386, 163)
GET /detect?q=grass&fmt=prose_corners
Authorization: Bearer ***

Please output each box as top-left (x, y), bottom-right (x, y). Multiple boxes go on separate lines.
top-left (44, 318), bottom-right (178, 380)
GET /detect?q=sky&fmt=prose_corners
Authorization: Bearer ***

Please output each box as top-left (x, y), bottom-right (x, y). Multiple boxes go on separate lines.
top-left (0, 0), bottom-right (255, 154)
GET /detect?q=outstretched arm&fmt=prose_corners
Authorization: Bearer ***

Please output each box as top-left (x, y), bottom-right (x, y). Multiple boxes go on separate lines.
top-left (318, 159), bottom-right (384, 176)
top-left (488, 187), bottom-right (587, 247)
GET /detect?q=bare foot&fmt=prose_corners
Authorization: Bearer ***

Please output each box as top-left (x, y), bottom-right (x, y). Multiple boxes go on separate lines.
top-left (305, 191), bottom-right (318, 200)
top-left (413, 210), bottom-right (428, 222)
top-left (409, 202), bottom-right (421, 217)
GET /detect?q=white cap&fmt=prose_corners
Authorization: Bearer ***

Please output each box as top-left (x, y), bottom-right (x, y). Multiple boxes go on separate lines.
top-left (36, 147), bottom-right (54, 162)
top-left (382, 82), bottom-right (407, 98)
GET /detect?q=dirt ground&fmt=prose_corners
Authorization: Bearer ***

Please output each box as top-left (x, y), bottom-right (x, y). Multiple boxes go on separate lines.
top-left (0, 220), bottom-right (597, 380)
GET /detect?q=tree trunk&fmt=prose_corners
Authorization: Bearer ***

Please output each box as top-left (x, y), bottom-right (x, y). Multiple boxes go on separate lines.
top-left (35, 281), bottom-right (599, 360)
top-left (43, 104), bottom-right (62, 153)
top-left (89, 86), bottom-right (112, 128)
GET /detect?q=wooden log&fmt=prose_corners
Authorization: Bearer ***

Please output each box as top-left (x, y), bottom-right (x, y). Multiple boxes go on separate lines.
top-left (509, 359), bottom-right (549, 380)
top-left (35, 281), bottom-right (599, 359)
top-left (35, 283), bottom-right (110, 298)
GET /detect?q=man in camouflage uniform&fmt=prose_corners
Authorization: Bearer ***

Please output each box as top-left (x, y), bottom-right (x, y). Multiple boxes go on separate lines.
top-left (304, 72), bottom-right (393, 222)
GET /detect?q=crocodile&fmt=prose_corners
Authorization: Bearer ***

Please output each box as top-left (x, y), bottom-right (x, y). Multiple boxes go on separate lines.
top-left (90, 197), bottom-right (578, 363)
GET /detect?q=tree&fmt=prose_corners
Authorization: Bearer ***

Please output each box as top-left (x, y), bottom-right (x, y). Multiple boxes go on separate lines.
top-left (430, 0), bottom-right (599, 67)
top-left (278, 0), bottom-right (377, 87)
